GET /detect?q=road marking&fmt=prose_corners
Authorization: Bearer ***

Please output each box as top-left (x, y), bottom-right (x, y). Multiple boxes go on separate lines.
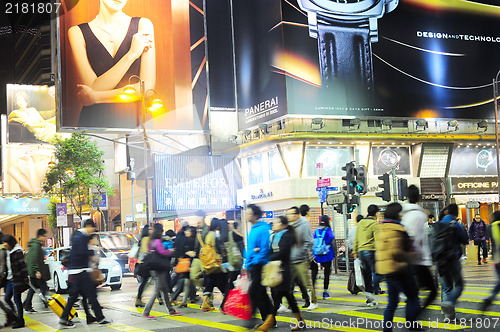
top-left (25, 316), bottom-right (58, 332)
top-left (166, 316), bottom-right (247, 331)
top-left (108, 322), bottom-right (155, 332)
top-left (275, 316), bottom-right (378, 332)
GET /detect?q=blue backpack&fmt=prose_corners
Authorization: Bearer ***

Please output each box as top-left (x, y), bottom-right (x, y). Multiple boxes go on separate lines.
top-left (313, 229), bottom-right (330, 256)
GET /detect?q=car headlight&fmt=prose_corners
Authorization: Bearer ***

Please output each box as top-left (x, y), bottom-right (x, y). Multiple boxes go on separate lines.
top-left (111, 264), bottom-right (121, 272)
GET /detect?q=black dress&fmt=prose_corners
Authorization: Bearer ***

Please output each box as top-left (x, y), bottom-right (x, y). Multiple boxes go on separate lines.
top-left (77, 17), bottom-right (142, 128)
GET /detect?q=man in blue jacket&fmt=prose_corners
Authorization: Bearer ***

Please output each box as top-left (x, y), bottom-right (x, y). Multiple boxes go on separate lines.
top-left (58, 220), bottom-right (112, 329)
top-left (245, 204), bottom-right (274, 331)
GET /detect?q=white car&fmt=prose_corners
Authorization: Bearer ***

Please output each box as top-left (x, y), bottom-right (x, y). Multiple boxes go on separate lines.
top-left (45, 247), bottom-right (123, 293)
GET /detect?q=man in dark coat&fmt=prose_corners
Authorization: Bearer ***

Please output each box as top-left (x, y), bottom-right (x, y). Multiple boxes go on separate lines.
top-left (24, 228), bottom-right (49, 312)
top-left (469, 214), bottom-right (489, 265)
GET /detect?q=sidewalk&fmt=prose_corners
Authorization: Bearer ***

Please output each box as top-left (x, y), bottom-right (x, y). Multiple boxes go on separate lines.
top-left (328, 259), bottom-right (498, 285)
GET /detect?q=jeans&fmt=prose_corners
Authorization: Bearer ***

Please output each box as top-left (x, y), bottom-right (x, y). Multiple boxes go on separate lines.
top-left (311, 260), bottom-right (332, 290)
top-left (413, 265), bottom-right (437, 310)
top-left (359, 250), bottom-right (382, 293)
top-left (24, 277), bottom-right (48, 309)
top-left (4, 281), bottom-right (23, 322)
top-left (291, 261), bottom-right (317, 304)
top-left (476, 240), bottom-right (488, 262)
top-left (249, 264), bottom-right (273, 321)
top-left (439, 259), bottom-right (464, 306)
top-left (60, 271), bottom-right (104, 322)
top-left (383, 270), bottom-right (421, 332)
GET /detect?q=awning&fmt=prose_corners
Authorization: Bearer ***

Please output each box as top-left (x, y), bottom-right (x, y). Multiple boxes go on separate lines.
top-left (453, 194), bottom-right (499, 204)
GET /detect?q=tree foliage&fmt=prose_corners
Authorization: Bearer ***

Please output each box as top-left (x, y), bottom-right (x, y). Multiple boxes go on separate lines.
top-left (43, 134), bottom-right (114, 218)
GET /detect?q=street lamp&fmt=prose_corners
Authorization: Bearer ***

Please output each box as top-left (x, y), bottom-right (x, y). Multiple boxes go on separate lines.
top-left (122, 75), bottom-right (165, 225)
top-left (492, 70), bottom-right (500, 202)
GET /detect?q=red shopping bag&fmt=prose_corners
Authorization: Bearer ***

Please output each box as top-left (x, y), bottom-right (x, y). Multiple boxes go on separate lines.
top-left (223, 287), bottom-right (252, 320)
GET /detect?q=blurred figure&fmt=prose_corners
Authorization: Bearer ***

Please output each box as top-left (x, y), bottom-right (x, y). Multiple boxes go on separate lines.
top-left (135, 225), bottom-right (153, 307)
top-left (2, 234), bottom-right (29, 329)
top-left (469, 214), bottom-right (489, 265)
top-left (375, 203), bottom-right (421, 332)
top-left (481, 210), bottom-right (500, 312)
top-left (427, 214), bottom-right (435, 227)
top-left (171, 226), bottom-right (197, 308)
top-left (311, 215), bottom-right (335, 300)
top-left (0, 232), bottom-right (17, 327)
top-left (24, 228), bottom-right (49, 312)
top-left (57, 220), bottom-right (111, 329)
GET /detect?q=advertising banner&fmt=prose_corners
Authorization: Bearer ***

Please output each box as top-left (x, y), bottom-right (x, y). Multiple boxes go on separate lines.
top-left (3, 143), bottom-right (56, 194)
top-left (154, 155), bottom-right (237, 212)
top-left (451, 177), bottom-right (498, 195)
top-left (6, 84), bottom-right (63, 144)
top-left (229, 0), bottom-right (500, 124)
top-left (0, 198), bottom-right (50, 215)
top-left (449, 146), bottom-right (497, 176)
top-left (372, 147), bottom-right (411, 175)
top-left (56, 203), bottom-right (68, 227)
top-left (58, 0), bottom-right (207, 131)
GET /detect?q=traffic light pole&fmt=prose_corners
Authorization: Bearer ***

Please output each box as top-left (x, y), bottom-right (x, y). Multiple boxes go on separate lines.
top-left (392, 167), bottom-right (397, 202)
top-left (342, 202), bottom-right (350, 272)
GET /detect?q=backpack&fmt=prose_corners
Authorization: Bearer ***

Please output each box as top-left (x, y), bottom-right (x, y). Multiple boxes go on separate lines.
top-left (313, 228), bottom-right (330, 256)
top-left (197, 233), bottom-right (221, 274)
top-left (429, 220), bottom-right (457, 275)
top-left (224, 231), bottom-right (243, 269)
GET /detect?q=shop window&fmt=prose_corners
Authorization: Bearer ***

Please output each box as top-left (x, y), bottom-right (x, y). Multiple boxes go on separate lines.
top-left (248, 154), bottom-right (264, 185)
top-left (268, 150), bottom-right (288, 181)
top-left (305, 147), bottom-right (352, 178)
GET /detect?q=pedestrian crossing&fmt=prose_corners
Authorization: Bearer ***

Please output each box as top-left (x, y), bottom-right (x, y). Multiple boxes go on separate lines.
top-left (19, 278), bottom-right (500, 331)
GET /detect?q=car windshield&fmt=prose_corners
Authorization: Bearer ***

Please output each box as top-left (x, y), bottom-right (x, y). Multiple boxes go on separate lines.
top-left (59, 249), bottom-right (71, 262)
top-left (98, 233), bottom-right (136, 250)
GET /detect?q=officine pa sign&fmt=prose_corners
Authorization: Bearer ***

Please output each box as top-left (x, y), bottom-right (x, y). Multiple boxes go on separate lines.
top-left (451, 177), bottom-right (498, 194)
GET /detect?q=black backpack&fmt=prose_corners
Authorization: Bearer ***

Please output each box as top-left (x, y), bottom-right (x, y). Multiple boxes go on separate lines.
top-left (429, 220), bottom-right (457, 275)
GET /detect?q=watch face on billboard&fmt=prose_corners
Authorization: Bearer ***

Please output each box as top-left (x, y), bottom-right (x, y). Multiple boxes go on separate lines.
top-left (372, 146), bottom-right (411, 175)
top-left (58, 0), bottom-right (207, 131)
top-left (449, 146), bottom-right (498, 176)
top-left (306, 147), bottom-right (352, 177)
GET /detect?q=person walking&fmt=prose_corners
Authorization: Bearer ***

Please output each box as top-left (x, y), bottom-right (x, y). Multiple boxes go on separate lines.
top-left (245, 204), bottom-right (274, 332)
top-left (354, 204), bottom-right (383, 305)
top-left (0, 232), bottom-right (17, 327)
top-left (58, 219), bottom-right (112, 329)
top-left (311, 215), bottom-right (335, 300)
top-left (431, 203), bottom-right (468, 320)
top-left (270, 216), bottom-right (305, 330)
top-left (142, 223), bottom-right (181, 319)
top-left (24, 228), bottom-right (49, 312)
top-left (401, 185), bottom-right (437, 311)
top-left (375, 203), bottom-right (422, 332)
top-left (135, 225), bottom-right (153, 307)
top-left (480, 210), bottom-right (500, 312)
top-left (469, 214), bottom-right (489, 265)
top-left (2, 234), bottom-right (29, 329)
top-left (190, 210), bottom-right (209, 301)
top-left (287, 205), bottom-right (317, 311)
top-left (171, 225), bottom-right (197, 307)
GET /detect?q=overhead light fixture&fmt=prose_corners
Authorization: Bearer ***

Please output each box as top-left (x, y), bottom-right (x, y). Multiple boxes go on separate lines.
top-left (447, 120), bottom-right (458, 131)
top-left (228, 135), bottom-right (237, 143)
top-left (477, 120), bottom-right (488, 132)
top-left (258, 123), bottom-right (268, 134)
top-left (382, 118), bottom-right (392, 130)
top-left (349, 118), bottom-right (361, 130)
top-left (415, 119), bottom-right (428, 131)
top-left (311, 118), bottom-right (324, 130)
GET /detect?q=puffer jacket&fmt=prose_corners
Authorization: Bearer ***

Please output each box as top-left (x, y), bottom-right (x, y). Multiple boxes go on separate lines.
top-left (469, 219), bottom-right (488, 242)
top-left (401, 203), bottom-right (432, 266)
top-left (7, 244), bottom-right (29, 293)
top-left (375, 220), bottom-right (411, 276)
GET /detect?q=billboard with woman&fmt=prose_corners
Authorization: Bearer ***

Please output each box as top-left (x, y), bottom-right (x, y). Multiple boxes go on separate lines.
top-left (58, 0), bottom-right (207, 131)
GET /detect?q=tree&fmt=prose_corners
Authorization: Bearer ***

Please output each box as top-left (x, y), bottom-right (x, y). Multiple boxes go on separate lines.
top-left (43, 134), bottom-right (114, 221)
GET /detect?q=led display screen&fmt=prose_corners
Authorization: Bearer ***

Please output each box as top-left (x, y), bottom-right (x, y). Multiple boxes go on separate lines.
top-left (372, 147), bottom-right (411, 175)
top-left (449, 146), bottom-right (498, 176)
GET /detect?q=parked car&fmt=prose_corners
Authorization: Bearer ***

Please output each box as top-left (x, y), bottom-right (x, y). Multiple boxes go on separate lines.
top-left (95, 232), bottom-right (138, 272)
top-left (45, 247), bottom-right (122, 293)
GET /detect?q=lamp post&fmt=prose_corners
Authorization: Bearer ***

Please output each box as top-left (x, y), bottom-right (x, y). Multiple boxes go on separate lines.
top-left (493, 71), bottom-right (500, 203)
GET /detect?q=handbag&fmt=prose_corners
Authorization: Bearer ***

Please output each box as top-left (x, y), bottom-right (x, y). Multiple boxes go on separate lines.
top-left (175, 258), bottom-right (191, 273)
top-left (142, 250), bottom-right (171, 271)
top-left (261, 260), bottom-right (283, 288)
top-left (347, 269), bottom-right (361, 295)
top-left (90, 269), bottom-right (105, 285)
top-left (354, 258), bottom-right (365, 291)
top-left (224, 231), bottom-right (243, 269)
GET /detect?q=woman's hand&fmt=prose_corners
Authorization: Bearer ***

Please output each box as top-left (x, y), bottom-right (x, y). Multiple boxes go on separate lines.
top-left (77, 84), bottom-right (96, 106)
top-left (129, 32), bottom-right (153, 60)
top-left (8, 110), bottom-right (27, 125)
top-left (186, 251), bottom-right (196, 257)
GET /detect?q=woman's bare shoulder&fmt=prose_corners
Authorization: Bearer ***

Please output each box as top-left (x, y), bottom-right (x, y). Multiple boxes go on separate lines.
top-left (68, 25), bottom-right (84, 40)
top-left (138, 17), bottom-right (154, 32)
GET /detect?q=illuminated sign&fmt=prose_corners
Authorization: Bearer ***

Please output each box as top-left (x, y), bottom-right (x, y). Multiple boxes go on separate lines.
top-left (451, 177), bottom-right (498, 194)
top-left (0, 198), bottom-right (50, 215)
top-left (154, 155), bottom-right (237, 212)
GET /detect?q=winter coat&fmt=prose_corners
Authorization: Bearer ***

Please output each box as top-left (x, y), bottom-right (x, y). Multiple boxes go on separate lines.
top-left (67, 229), bottom-right (94, 270)
top-left (290, 216), bottom-right (313, 264)
top-left (354, 217), bottom-right (377, 257)
top-left (270, 228), bottom-right (296, 292)
top-left (7, 244), bottom-right (29, 293)
top-left (313, 227), bottom-right (335, 263)
top-left (469, 219), bottom-right (488, 242)
top-left (401, 203), bottom-right (432, 266)
top-left (375, 220), bottom-right (411, 276)
top-left (440, 214), bottom-right (469, 260)
top-left (490, 220), bottom-right (500, 264)
top-left (26, 237), bottom-right (48, 279)
top-left (0, 245), bottom-right (7, 288)
top-left (245, 220), bottom-right (271, 269)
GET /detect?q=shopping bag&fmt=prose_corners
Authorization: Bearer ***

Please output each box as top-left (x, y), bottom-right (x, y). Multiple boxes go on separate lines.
top-left (223, 275), bottom-right (252, 320)
top-left (354, 258), bottom-right (365, 291)
top-left (347, 269), bottom-right (361, 295)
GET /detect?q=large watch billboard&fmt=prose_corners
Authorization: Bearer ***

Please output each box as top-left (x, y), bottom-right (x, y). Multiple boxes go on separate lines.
top-left (222, 0), bottom-right (500, 129)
